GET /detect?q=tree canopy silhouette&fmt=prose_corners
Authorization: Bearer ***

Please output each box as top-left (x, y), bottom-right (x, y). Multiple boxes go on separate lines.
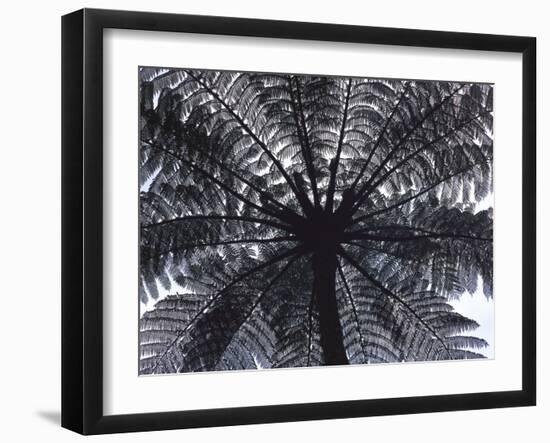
top-left (138, 67), bottom-right (493, 374)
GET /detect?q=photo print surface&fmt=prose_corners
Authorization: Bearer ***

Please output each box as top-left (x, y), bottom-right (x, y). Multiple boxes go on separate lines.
top-left (138, 67), bottom-right (494, 375)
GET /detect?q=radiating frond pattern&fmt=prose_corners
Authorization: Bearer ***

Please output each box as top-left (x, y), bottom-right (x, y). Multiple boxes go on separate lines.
top-left (138, 67), bottom-right (493, 374)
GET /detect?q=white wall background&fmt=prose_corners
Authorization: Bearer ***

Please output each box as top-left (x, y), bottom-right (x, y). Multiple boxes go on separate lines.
top-left (0, 0), bottom-right (546, 441)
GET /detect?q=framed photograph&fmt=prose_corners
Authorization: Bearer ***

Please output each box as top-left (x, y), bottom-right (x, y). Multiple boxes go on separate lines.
top-left (61, 8), bottom-right (536, 435)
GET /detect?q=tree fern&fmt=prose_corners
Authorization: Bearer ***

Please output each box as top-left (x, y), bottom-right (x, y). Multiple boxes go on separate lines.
top-left (138, 67), bottom-right (493, 374)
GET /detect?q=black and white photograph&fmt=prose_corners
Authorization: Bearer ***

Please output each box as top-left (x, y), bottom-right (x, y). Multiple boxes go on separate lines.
top-left (0, 0), bottom-right (545, 439)
top-left (138, 67), bottom-right (494, 375)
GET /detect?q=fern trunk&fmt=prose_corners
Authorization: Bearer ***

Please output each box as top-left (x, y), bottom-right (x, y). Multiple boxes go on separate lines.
top-left (312, 249), bottom-right (349, 365)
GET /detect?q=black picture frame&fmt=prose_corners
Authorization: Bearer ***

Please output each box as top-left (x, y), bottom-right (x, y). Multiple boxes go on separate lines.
top-left (61, 8), bottom-right (536, 435)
